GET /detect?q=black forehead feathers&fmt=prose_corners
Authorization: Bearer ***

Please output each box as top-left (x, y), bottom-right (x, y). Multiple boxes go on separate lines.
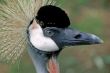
top-left (36, 5), bottom-right (70, 28)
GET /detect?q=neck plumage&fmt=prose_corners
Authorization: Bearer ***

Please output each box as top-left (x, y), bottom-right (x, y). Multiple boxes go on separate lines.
top-left (27, 47), bottom-right (49, 73)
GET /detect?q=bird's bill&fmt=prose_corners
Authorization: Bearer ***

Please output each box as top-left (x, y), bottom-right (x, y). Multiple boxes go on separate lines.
top-left (47, 56), bottom-right (59, 73)
top-left (60, 28), bottom-right (103, 46)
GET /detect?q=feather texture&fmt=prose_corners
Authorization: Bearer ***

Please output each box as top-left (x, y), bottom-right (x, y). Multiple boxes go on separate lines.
top-left (0, 0), bottom-right (56, 63)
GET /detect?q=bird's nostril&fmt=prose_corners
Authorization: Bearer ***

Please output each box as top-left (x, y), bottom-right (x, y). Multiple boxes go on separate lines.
top-left (74, 34), bottom-right (82, 39)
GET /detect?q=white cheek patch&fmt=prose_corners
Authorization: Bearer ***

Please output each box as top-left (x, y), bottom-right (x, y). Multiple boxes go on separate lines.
top-left (30, 34), bottom-right (59, 52)
top-left (29, 19), bottom-right (59, 52)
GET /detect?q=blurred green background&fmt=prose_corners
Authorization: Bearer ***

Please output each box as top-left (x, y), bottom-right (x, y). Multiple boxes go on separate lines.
top-left (0, 0), bottom-right (110, 73)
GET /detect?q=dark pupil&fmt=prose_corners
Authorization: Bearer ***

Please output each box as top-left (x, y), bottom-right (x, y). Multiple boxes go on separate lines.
top-left (47, 31), bottom-right (52, 35)
top-left (46, 30), bottom-right (54, 37)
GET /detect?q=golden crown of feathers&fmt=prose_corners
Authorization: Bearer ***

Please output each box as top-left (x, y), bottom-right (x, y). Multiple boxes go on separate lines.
top-left (0, 0), bottom-right (58, 63)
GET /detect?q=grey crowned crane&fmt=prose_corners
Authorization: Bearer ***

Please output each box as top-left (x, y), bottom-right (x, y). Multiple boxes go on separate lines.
top-left (0, 0), bottom-right (103, 73)
top-left (27, 5), bottom-right (103, 73)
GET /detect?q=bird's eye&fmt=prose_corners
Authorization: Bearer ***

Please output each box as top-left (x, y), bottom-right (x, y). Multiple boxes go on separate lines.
top-left (45, 30), bottom-right (54, 37)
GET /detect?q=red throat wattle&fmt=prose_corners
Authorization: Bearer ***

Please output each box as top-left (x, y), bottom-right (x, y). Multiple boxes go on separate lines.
top-left (48, 56), bottom-right (59, 73)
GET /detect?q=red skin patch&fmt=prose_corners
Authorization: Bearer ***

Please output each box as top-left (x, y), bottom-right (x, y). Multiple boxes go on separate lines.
top-left (48, 56), bottom-right (59, 73)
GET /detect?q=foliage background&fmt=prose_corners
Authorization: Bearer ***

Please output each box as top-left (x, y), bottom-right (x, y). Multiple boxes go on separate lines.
top-left (0, 0), bottom-right (110, 73)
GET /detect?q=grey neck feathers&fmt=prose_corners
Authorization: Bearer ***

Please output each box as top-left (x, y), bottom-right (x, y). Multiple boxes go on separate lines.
top-left (27, 47), bottom-right (49, 73)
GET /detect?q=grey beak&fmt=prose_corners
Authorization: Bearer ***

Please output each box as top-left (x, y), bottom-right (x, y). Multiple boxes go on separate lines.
top-left (82, 33), bottom-right (103, 44)
top-left (62, 33), bottom-right (103, 46)
top-left (60, 28), bottom-right (103, 46)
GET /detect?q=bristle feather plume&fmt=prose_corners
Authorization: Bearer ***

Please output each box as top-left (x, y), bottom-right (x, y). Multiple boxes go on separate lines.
top-left (0, 0), bottom-right (56, 63)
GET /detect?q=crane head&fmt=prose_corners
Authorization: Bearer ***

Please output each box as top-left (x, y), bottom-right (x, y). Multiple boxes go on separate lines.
top-left (27, 19), bottom-right (103, 73)
top-left (27, 5), bottom-right (103, 73)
